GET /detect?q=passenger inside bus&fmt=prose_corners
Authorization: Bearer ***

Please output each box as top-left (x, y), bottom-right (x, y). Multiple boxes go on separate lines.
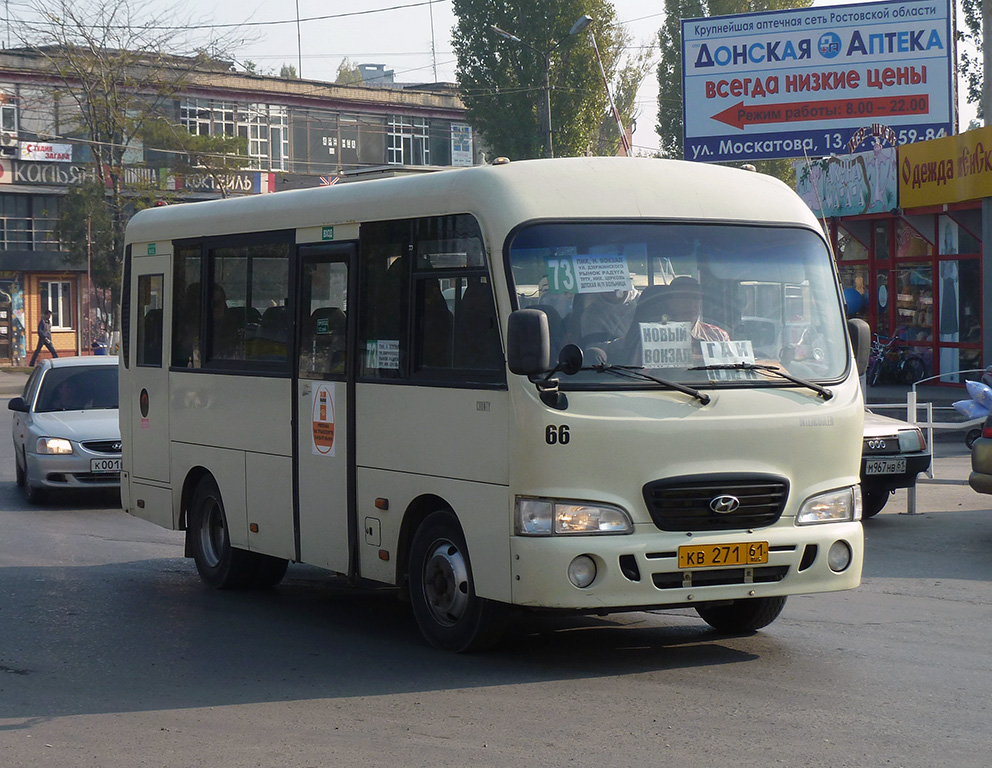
top-left (573, 288), bottom-right (638, 347)
top-left (664, 276), bottom-right (730, 344)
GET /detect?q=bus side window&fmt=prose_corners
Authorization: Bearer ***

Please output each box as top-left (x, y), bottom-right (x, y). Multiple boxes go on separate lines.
top-left (453, 276), bottom-right (502, 370)
top-left (359, 229), bottom-right (410, 378)
top-left (136, 273), bottom-right (164, 368)
top-left (172, 247), bottom-right (202, 368)
top-left (415, 277), bottom-right (453, 369)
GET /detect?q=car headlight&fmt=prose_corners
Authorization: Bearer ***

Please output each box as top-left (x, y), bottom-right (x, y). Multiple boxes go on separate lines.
top-left (515, 497), bottom-right (633, 535)
top-left (796, 486), bottom-right (861, 525)
top-left (36, 437), bottom-right (73, 455)
top-left (898, 428), bottom-right (926, 452)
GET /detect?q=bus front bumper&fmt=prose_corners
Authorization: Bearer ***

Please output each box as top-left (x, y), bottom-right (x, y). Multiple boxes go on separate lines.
top-left (508, 521), bottom-right (863, 610)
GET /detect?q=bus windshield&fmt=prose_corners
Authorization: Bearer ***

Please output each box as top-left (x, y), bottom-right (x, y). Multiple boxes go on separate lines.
top-left (508, 222), bottom-right (848, 388)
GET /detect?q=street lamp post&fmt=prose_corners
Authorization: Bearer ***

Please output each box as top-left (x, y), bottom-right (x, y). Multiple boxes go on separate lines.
top-left (490, 15), bottom-right (592, 158)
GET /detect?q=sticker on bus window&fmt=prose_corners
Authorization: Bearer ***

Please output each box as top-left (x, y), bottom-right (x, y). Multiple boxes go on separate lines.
top-left (544, 254), bottom-right (632, 295)
top-left (312, 382), bottom-right (336, 456)
top-left (365, 340), bottom-right (400, 370)
top-left (638, 322), bottom-right (693, 367)
top-left (701, 340), bottom-right (758, 379)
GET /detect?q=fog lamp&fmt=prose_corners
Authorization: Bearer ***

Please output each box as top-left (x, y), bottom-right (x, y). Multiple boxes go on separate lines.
top-left (827, 541), bottom-right (852, 572)
top-left (567, 555), bottom-right (597, 588)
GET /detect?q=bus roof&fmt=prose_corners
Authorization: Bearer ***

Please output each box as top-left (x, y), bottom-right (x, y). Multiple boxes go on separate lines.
top-left (125, 157), bottom-right (821, 247)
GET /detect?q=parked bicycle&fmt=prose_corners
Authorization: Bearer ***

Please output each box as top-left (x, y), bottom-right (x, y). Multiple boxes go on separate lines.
top-left (866, 332), bottom-right (927, 386)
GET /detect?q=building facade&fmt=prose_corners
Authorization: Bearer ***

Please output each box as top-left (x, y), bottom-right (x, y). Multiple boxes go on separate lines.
top-left (0, 49), bottom-right (477, 362)
top-left (798, 126), bottom-right (990, 386)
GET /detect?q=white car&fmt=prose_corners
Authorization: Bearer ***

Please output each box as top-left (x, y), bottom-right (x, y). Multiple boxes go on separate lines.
top-left (860, 410), bottom-right (930, 518)
top-left (9, 357), bottom-right (121, 504)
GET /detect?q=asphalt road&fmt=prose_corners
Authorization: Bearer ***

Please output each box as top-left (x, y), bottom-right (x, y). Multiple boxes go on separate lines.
top-left (1, 409), bottom-right (990, 768)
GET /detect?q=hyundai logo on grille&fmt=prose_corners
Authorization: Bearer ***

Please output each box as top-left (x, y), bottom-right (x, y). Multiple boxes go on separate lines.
top-left (867, 439), bottom-right (887, 450)
top-left (112, 442), bottom-right (122, 452)
top-left (709, 495), bottom-right (741, 514)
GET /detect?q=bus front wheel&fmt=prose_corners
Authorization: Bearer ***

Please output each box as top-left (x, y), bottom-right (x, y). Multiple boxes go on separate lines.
top-left (695, 596), bottom-right (787, 634)
top-left (189, 476), bottom-right (284, 589)
top-left (408, 510), bottom-right (508, 652)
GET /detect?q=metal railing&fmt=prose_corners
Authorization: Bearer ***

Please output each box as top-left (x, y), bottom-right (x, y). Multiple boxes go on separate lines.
top-left (873, 369), bottom-right (987, 514)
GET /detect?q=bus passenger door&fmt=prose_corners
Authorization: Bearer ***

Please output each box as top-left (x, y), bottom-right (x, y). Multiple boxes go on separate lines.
top-left (128, 253), bottom-right (171, 484)
top-left (295, 244), bottom-right (354, 573)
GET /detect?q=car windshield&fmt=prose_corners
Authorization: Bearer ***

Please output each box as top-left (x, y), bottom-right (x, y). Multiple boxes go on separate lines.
top-left (36, 366), bottom-right (119, 412)
top-left (508, 222), bottom-right (849, 388)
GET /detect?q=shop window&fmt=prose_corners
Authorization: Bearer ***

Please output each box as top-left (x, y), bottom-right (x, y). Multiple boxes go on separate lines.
top-left (938, 215), bottom-right (980, 255)
top-left (938, 260), bottom-right (981, 344)
top-left (838, 267), bottom-right (869, 319)
top-left (873, 221), bottom-right (890, 261)
top-left (896, 219), bottom-right (932, 260)
top-left (875, 270), bottom-right (890, 336)
top-left (836, 226), bottom-right (867, 261)
top-left (893, 264), bottom-right (932, 342)
top-left (40, 280), bottom-right (72, 329)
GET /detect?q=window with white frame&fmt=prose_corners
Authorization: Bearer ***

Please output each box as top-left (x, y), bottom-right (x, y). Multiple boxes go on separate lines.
top-left (40, 280), bottom-right (72, 329)
top-left (387, 116), bottom-right (430, 166)
top-left (179, 99), bottom-right (288, 169)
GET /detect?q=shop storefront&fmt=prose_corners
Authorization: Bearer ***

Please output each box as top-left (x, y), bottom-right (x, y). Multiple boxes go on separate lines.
top-left (798, 126), bottom-right (990, 385)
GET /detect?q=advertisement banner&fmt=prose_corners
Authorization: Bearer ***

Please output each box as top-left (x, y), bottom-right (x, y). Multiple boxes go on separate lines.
top-left (794, 143), bottom-right (898, 217)
top-left (682, 0), bottom-right (954, 162)
top-left (18, 142), bottom-right (72, 162)
top-left (898, 125), bottom-right (992, 208)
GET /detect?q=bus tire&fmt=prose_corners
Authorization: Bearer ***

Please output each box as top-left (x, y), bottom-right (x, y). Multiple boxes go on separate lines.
top-left (189, 476), bottom-right (256, 589)
top-left (408, 510), bottom-right (508, 652)
top-left (251, 555), bottom-right (289, 588)
top-left (695, 596), bottom-right (787, 633)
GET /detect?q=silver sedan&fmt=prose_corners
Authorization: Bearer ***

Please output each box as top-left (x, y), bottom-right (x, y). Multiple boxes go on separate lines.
top-left (9, 356), bottom-right (120, 504)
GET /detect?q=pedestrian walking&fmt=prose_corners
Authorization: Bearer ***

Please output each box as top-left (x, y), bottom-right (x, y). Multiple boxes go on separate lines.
top-left (30, 309), bottom-right (58, 365)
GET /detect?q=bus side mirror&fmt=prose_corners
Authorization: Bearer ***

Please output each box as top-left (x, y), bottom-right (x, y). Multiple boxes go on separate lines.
top-left (848, 318), bottom-right (870, 375)
top-left (507, 309), bottom-right (551, 375)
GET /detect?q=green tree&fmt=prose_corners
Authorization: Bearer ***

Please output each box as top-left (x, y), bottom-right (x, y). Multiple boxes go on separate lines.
top-left (958, 0), bottom-right (983, 121)
top-left (452, 0), bottom-right (632, 159)
top-left (592, 35), bottom-right (654, 155)
top-left (279, 63), bottom-right (298, 79)
top-left (335, 58), bottom-right (363, 85)
top-left (656, 0), bottom-right (812, 178)
top-left (139, 118), bottom-right (248, 198)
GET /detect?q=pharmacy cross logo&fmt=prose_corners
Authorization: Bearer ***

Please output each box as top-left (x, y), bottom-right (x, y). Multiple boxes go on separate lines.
top-left (709, 495), bottom-right (741, 514)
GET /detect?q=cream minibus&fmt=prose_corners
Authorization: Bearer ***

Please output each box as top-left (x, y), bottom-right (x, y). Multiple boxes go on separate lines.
top-left (120, 157), bottom-right (870, 651)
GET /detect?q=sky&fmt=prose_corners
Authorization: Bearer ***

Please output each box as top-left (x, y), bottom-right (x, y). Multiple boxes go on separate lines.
top-left (23, 0), bottom-right (979, 156)
top-left (195, 0), bottom-right (672, 154)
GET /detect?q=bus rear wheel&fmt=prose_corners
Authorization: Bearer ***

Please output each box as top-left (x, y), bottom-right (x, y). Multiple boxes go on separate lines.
top-left (408, 510), bottom-right (508, 652)
top-left (189, 476), bottom-right (287, 589)
top-left (695, 596), bottom-right (787, 633)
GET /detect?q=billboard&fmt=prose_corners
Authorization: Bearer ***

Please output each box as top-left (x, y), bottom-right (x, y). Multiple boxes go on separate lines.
top-left (898, 125), bottom-right (992, 208)
top-left (682, 0), bottom-right (954, 163)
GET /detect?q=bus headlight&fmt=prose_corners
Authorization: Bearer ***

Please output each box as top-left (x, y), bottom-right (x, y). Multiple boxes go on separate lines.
top-left (515, 497), bottom-right (633, 536)
top-left (796, 486), bottom-right (861, 525)
top-left (37, 437), bottom-right (73, 455)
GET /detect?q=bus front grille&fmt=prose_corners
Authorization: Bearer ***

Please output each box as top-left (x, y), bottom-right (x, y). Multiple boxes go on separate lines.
top-left (642, 474), bottom-right (789, 531)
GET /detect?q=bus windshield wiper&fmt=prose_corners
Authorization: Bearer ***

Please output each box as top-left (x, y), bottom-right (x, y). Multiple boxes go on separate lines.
top-left (589, 364), bottom-right (711, 405)
top-left (689, 362), bottom-right (833, 400)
